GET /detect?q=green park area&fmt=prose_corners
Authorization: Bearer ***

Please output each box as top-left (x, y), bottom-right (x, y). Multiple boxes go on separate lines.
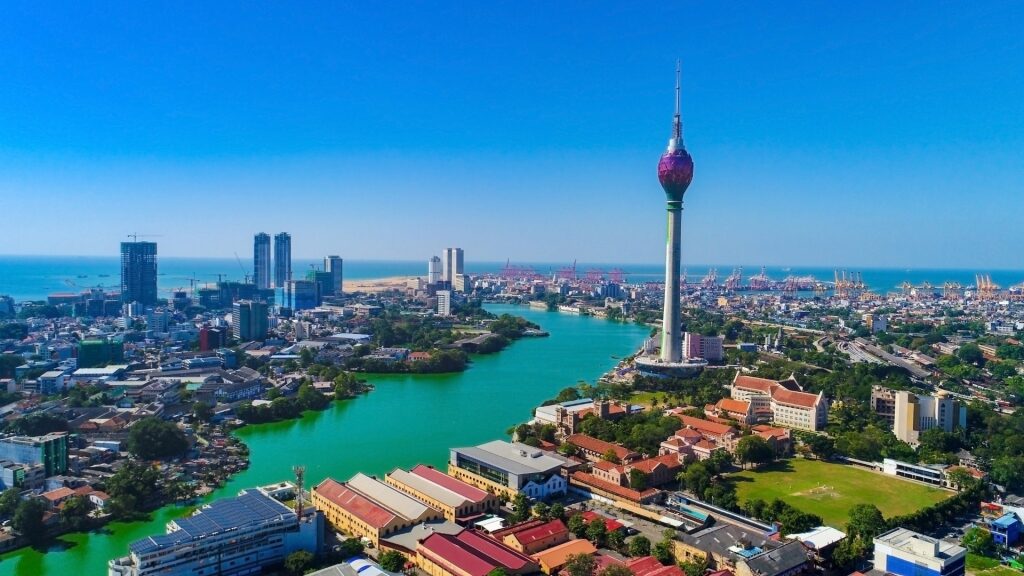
top-left (731, 458), bottom-right (951, 528)
top-left (967, 554), bottom-right (1022, 576)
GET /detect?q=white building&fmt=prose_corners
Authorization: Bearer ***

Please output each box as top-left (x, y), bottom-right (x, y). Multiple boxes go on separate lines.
top-left (449, 440), bottom-right (569, 499)
top-left (109, 488), bottom-right (322, 576)
top-left (730, 374), bottom-right (828, 432)
top-left (427, 256), bottom-right (442, 286)
top-left (872, 528), bottom-right (965, 576)
top-left (437, 290), bottom-right (452, 317)
top-left (442, 248), bottom-right (464, 285)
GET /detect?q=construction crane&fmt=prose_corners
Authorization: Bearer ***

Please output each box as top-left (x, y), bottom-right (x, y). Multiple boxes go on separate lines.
top-left (126, 233), bottom-right (162, 242)
top-left (556, 260), bottom-right (577, 282)
top-left (234, 252), bottom-right (251, 284)
top-left (942, 282), bottom-right (963, 300)
top-left (749, 266), bottom-right (771, 291)
top-left (976, 273), bottom-right (1000, 300)
top-left (724, 267), bottom-right (743, 291)
top-left (701, 268), bottom-right (718, 289)
top-left (608, 268), bottom-right (626, 284)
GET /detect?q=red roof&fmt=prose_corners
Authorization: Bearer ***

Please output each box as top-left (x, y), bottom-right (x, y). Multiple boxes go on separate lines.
top-left (677, 415), bottom-right (735, 438)
top-left (566, 434), bottom-right (637, 460)
top-left (752, 425), bottom-right (789, 440)
top-left (314, 478), bottom-right (396, 529)
top-left (716, 398), bottom-right (751, 414)
top-left (419, 529), bottom-right (536, 576)
top-left (42, 487), bottom-right (75, 502)
top-left (579, 510), bottom-right (624, 532)
top-left (771, 388), bottom-right (820, 409)
top-left (512, 519), bottom-right (568, 547)
top-left (630, 453), bottom-right (682, 474)
top-left (490, 518), bottom-right (548, 540)
top-left (411, 464), bottom-right (492, 503)
top-left (628, 556), bottom-right (686, 576)
top-left (733, 375), bottom-right (779, 394)
top-left (570, 471), bottom-right (658, 502)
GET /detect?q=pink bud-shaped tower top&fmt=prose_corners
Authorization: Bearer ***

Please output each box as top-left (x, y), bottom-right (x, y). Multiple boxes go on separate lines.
top-left (658, 62), bottom-right (694, 203)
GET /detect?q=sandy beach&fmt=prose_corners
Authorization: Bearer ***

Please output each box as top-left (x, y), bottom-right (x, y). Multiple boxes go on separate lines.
top-left (345, 276), bottom-right (417, 293)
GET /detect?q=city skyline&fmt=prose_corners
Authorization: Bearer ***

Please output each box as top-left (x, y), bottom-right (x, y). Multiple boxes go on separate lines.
top-left (1, 3), bottom-right (1022, 268)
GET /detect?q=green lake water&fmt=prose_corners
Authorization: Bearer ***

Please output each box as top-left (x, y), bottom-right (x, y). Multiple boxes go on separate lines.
top-left (0, 304), bottom-right (650, 575)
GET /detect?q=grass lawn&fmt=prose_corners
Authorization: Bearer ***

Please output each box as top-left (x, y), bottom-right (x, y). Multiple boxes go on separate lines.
top-left (630, 391), bottom-right (672, 408)
top-left (967, 554), bottom-right (1022, 576)
top-left (730, 458), bottom-right (951, 529)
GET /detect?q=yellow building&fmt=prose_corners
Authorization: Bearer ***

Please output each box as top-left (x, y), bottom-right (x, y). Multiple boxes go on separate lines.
top-left (312, 473), bottom-right (442, 547)
top-left (385, 465), bottom-right (499, 523)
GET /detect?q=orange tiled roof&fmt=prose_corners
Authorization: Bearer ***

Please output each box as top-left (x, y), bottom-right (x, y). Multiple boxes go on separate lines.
top-left (677, 415), bottom-right (735, 437)
top-left (566, 434), bottom-right (636, 460)
top-left (630, 454), bottom-right (682, 474)
top-left (733, 375), bottom-right (779, 394)
top-left (771, 388), bottom-right (820, 409)
top-left (716, 398), bottom-right (751, 414)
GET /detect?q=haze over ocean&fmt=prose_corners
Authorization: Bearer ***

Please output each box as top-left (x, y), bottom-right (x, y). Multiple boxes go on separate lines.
top-left (0, 255), bottom-right (1020, 303)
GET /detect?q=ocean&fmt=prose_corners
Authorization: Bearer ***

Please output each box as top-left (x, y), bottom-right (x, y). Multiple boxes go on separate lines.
top-left (0, 255), bottom-right (1021, 302)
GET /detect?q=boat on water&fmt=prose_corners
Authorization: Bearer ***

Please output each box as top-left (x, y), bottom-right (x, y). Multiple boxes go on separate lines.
top-left (76, 274), bottom-right (88, 278)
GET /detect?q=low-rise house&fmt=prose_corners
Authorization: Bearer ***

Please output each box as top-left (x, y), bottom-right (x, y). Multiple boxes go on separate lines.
top-left (416, 528), bottom-right (539, 576)
top-left (501, 519), bottom-right (570, 554)
top-left (564, 434), bottom-right (639, 464)
top-left (530, 539), bottom-right (597, 575)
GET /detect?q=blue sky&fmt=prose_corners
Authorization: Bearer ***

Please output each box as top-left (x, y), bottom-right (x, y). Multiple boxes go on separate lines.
top-left (0, 2), bottom-right (1022, 268)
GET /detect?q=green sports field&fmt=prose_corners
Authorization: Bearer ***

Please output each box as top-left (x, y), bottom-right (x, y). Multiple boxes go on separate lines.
top-left (731, 458), bottom-right (951, 528)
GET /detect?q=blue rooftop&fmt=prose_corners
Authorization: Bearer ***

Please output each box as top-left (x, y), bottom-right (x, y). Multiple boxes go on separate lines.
top-left (128, 490), bottom-right (293, 556)
top-left (992, 513), bottom-right (1020, 529)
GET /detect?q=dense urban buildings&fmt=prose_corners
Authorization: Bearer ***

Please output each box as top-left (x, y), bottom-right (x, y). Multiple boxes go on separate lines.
top-left (254, 232), bottom-right (272, 290)
top-left (120, 241), bottom-right (158, 305)
top-left (274, 232), bottom-right (292, 288)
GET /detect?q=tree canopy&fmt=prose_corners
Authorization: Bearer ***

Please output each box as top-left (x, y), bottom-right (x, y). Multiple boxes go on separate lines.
top-left (126, 417), bottom-right (189, 460)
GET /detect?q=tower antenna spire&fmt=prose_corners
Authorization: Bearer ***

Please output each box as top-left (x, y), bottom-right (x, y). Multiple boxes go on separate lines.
top-left (673, 60), bottom-right (682, 141)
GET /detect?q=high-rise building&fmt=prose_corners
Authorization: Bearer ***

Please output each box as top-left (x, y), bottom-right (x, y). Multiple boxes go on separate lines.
top-left (0, 432), bottom-right (69, 477)
top-left (442, 248), bottom-right (464, 285)
top-left (870, 386), bottom-right (967, 446)
top-left (684, 332), bottom-right (724, 361)
top-left (657, 64), bottom-right (694, 363)
top-left (232, 300), bottom-right (269, 341)
top-left (120, 241), bottom-right (158, 305)
top-left (274, 233), bottom-right (292, 289)
top-left (437, 290), bottom-right (452, 316)
top-left (254, 233), bottom-right (271, 290)
top-left (289, 280), bottom-right (319, 311)
top-left (427, 256), bottom-right (442, 286)
top-left (324, 255), bottom-right (343, 295)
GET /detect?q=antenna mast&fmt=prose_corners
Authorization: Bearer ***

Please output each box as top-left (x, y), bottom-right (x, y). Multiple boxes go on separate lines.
top-left (293, 465), bottom-right (305, 527)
